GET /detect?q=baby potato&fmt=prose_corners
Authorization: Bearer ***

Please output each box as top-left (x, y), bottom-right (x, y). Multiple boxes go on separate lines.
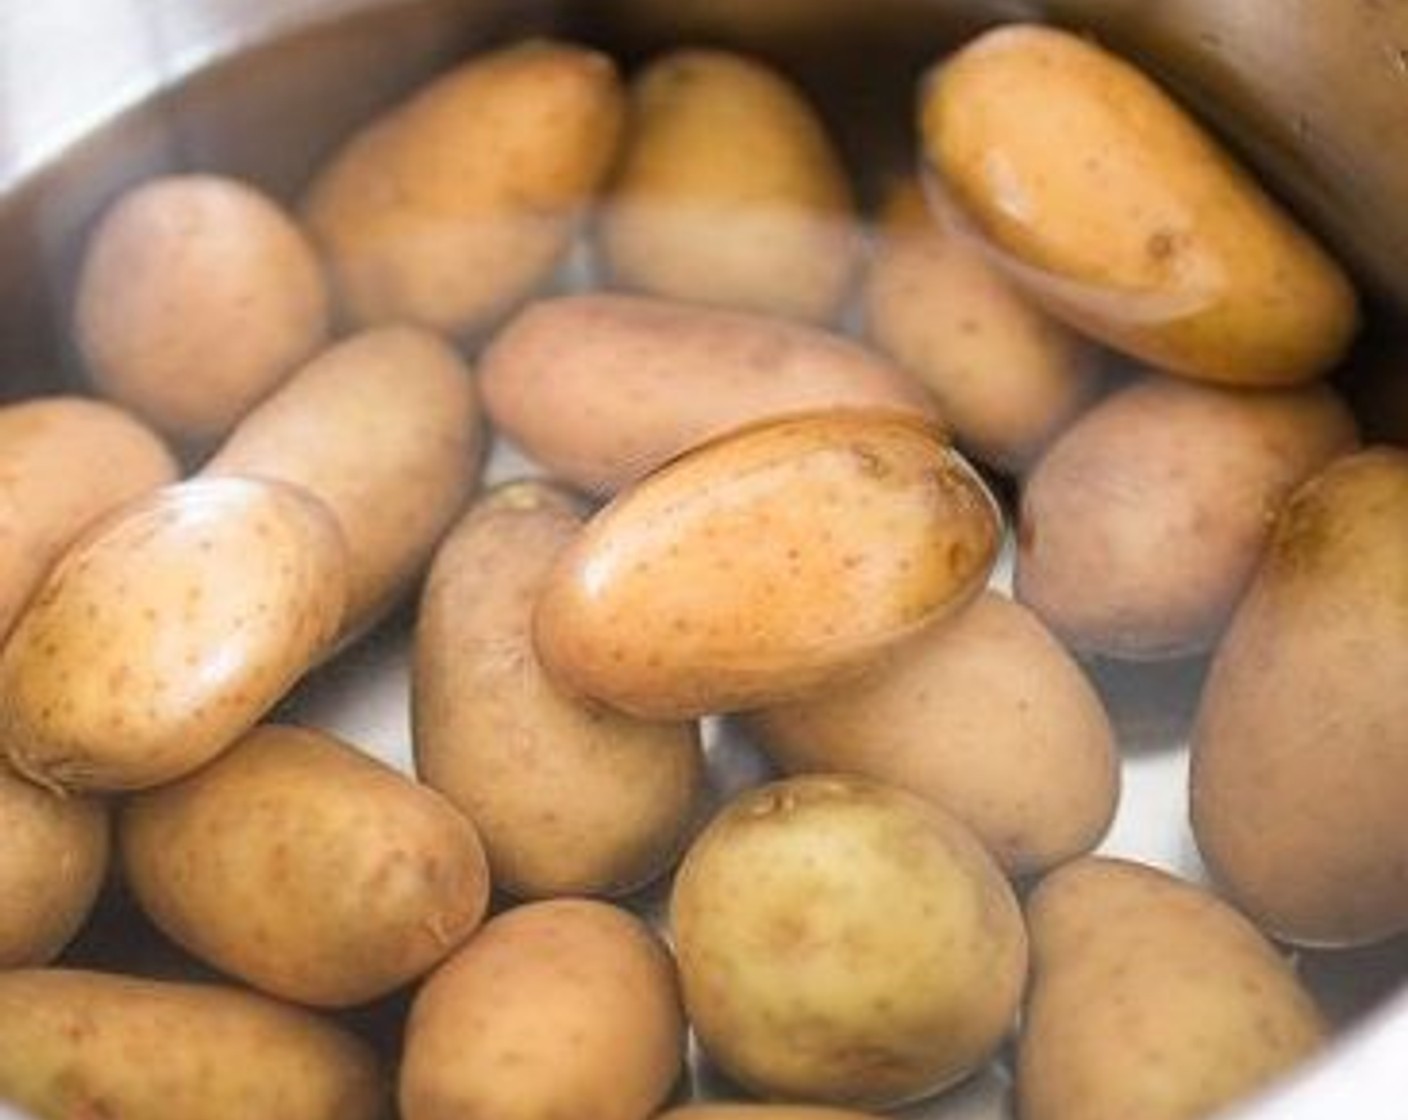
top-left (303, 40), bottom-right (624, 336)
top-left (750, 591), bottom-right (1118, 877)
top-left (1018, 857), bottom-right (1326, 1120)
top-left (413, 481), bottom-right (704, 898)
top-left (600, 48), bottom-right (857, 323)
top-left (534, 410), bottom-right (1000, 719)
top-left (660, 1110), bottom-right (882, 1120)
top-left (480, 293), bottom-right (934, 494)
top-left (73, 174), bottom-right (330, 443)
top-left (0, 476), bottom-right (348, 792)
top-left (0, 969), bottom-right (386, 1120)
top-left (1016, 373), bottom-right (1357, 659)
top-left (400, 898), bottom-right (683, 1120)
top-left (671, 774), bottom-right (1027, 1107)
top-left (921, 25), bottom-right (1359, 387)
top-left (121, 723), bottom-right (489, 1007)
top-left (204, 326), bottom-right (483, 635)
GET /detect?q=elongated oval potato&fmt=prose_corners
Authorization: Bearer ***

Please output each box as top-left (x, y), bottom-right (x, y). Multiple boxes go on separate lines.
top-left (534, 411), bottom-right (1000, 719)
top-left (1016, 374), bottom-right (1357, 659)
top-left (400, 898), bottom-right (683, 1120)
top-left (0, 969), bottom-right (387, 1120)
top-left (1191, 448), bottom-right (1408, 946)
top-left (600, 48), bottom-right (857, 324)
top-left (480, 293), bottom-right (935, 494)
top-left (303, 40), bottom-right (624, 336)
top-left (1018, 857), bottom-right (1326, 1120)
top-left (413, 482), bottom-right (703, 898)
top-left (0, 477), bottom-right (348, 792)
top-left (74, 175), bottom-right (331, 442)
top-left (0, 396), bottom-right (175, 640)
top-left (751, 591), bottom-right (1118, 876)
top-left (204, 326), bottom-right (482, 635)
top-left (660, 1109), bottom-right (883, 1120)
top-left (921, 25), bottom-right (1358, 386)
top-left (864, 177), bottom-right (1098, 472)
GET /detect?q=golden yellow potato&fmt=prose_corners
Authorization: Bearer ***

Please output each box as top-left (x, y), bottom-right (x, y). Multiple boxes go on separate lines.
top-left (1192, 447), bottom-right (1408, 946)
top-left (74, 174), bottom-right (330, 442)
top-left (400, 898), bottom-right (683, 1120)
top-left (1018, 857), bottom-right (1326, 1120)
top-left (303, 40), bottom-right (624, 336)
top-left (921, 25), bottom-right (1359, 386)
top-left (600, 48), bottom-right (857, 323)
top-left (413, 481), bottom-right (704, 898)
top-left (671, 774), bottom-right (1027, 1107)
top-left (1016, 374), bottom-right (1357, 659)
top-left (0, 969), bottom-right (387, 1120)
top-left (203, 326), bottom-right (483, 635)
top-left (659, 1109), bottom-right (882, 1120)
top-left (534, 411), bottom-right (1000, 719)
top-left (0, 477), bottom-right (348, 792)
top-left (480, 293), bottom-right (934, 494)
top-left (751, 591), bottom-right (1118, 876)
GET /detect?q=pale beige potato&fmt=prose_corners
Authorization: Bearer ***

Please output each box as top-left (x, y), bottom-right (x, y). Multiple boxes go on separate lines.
top-left (204, 326), bottom-right (482, 635)
top-left (413, 481), bottom-right (704, 898)
top-left (74, 174), bottom-right (330, 442)
top-left (0, 969), bottom-right (386, 1120)
top-left (1018, 857), bottom-right (1326, 1120)
top-left (0, 396), bottom-right (175, 640)
top-left (1192, 447), bottom-right (1408, 946)
top-left (671, 774), bottom-right (1027, 1107)
top-left (303, 39), bottom-right (624, 336)
top-left (1016, 374), bottom-right (1357, 659)
top-left (659, 1109), bottom-right (882, 1120)
top-left (480, 293), bottom-right (935, 494)
top-left (400, 898), bottom-right (683, 1120)
top-left (921, 25), bottom-right (1359, 387)
top-left (534, 411), bottom-right (1000, 719)
top-left (751, 591), bottom-right (1118, 876)
top-left (864, 177), bottom-right (1099, 472)
top-left (600, 48), bottom-right (857, 324)
top-left (0, 477), bottom-right (348, 792)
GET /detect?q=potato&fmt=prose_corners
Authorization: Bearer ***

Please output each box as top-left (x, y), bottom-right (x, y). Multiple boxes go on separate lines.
top-left (864, 177), bottom-right (1099, 472)
top-left (203, 326), bottom-right (482, 635)
top-left (413, 481), bottom-right (704, 898)
top-left (1016, 374), bottom-right (1357, 659)
top-left (1017, 857), bottom-right (1326, 1120)
top-left (600, 49), bottom-right (857, 323)
top-left (0, 476), bottom-right (347, 792)
top-left (73, 174), bottom-right (330, 443)
top-left (750, 591), bottom-right (1118, 876)
top-left (1191, 447), bottom-right (1408, 946)
top-left (480, 293), bottom-right (934, 494)
top-left (0, 968), bottom-right (386, 1120)
top-left (671, 774), bottom-right (1026, 1107)
top-left (400, 898), bottom-right (683, 1120)
top-left (0, 762), bottom-right (108, 967)
top-left (303, 40), bottom-right (624, 336)
top-left (0, 396), bottom-right (175, 640)
top-left (534, 411), bottom-right (1000, 719)
top-left (921, 25), bottom-right (1359, 387)
top-left (659, 1109), bottom-right (882, 1120)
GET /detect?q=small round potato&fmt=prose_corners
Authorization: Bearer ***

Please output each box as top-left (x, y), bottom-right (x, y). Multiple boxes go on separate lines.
top-left (660, 1109), bottom-right (883, 1120)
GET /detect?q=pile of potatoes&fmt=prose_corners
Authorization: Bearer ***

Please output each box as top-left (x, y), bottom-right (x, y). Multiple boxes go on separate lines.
top-left (1, 21), bottom-right (1404, 1120)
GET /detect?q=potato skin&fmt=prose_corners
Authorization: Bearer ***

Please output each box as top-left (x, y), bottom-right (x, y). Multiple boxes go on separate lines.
top-left (74, 174), bottom-right (330, 442)
top-left (600, 48), bottom-right (857, 324)
top-left (303, 40), bottom-right (624, 336)
top-left (1191, 448), bottom-right (1408, 946)
top-left (413, 481), bottom-right (703, 898)
top-left (0, 969), bottom-right (387, 1120)
top-left (921, 25), bottom-right (1358, 386)
top-left (1018, 857), bottom-right (1325, 1120)
top-left (121, 723), bottom-right (489, 1007)
top-left (1016, 374), bottom-right (1357, 659)
top-left (480, 293), bottom-right (934, 494)
top-left (750, 591), bottom-right (1118, 876)
top-left (400, 898), bottom-right (684, 1120)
